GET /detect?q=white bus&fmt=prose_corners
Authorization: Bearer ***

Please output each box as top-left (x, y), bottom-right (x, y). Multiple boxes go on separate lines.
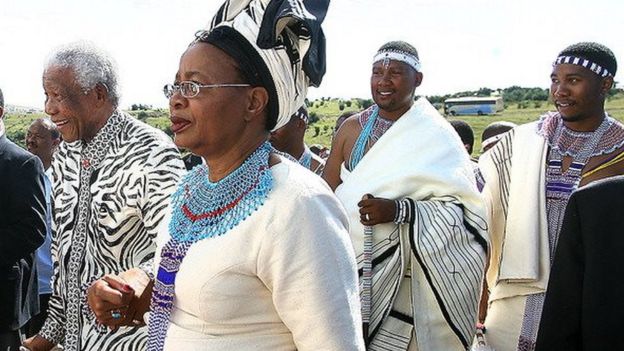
top-left (444, 97), bottom-right (504, 116)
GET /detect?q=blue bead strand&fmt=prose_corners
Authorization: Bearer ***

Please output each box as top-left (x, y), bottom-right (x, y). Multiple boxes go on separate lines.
top-left (349, 106), bottom-right (379, 171)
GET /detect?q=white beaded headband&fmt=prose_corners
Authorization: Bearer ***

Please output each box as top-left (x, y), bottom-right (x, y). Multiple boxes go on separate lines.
top-left (554, 55), bottom-right (613, 77)
top-left (374, 50), bottom-right (421, 72)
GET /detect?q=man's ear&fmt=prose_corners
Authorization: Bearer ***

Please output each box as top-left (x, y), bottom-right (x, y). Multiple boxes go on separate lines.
top-left (92, 83), bottom-right (109, 107)
top-left (245, 87), bottom-right (269, 122)
top-left (52, 137), bottom-right (61, 149)
top-left (414, 71), bottom-right (423, 88)
top-left (601, 76), bottom-right (614, 95)
top-left (296, 118), bottom-right (307, 130)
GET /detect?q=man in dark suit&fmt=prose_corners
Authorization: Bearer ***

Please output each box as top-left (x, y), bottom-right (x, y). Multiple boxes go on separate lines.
top-left (0, 87), bottom-right (47, 350)
top-left (536, 175), bottom-right (624, 351)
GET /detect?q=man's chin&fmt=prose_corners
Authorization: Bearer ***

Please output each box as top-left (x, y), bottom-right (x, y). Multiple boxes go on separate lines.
top-left (59, 133), bottom-right (79, 143)
top-left (559, 113), bottom-right (580, 122)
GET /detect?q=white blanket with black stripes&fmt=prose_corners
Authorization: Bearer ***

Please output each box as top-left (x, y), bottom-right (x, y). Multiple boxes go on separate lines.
top-left (336, 98), bottom-right (488, 350)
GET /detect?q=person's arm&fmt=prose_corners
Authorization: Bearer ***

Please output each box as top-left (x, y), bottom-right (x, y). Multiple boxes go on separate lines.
top-left (87, 271), bottom-right (153, 328)
top-left (86, 142), bottom-right (183, 328)
top-left (5, 154), bottom-right (47, 351)
top-left (25, 164), bottom-right (63, 351)
top-left (136, 144), bottom-right (185, 278)
top-left (322, 116), bottom-right (360, 191)
top-left (535, 193), bottom-right (583, 351)
top-left (257, 191), bottom-right (365, 350)
top-left (0, 155), bottom-right (46, 266)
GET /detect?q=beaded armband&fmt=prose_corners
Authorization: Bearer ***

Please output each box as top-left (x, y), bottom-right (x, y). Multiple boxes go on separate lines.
top-left (393, 198), bottom-right (412, 224)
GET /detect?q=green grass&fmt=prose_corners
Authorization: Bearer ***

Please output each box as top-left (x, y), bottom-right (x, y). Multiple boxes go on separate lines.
top-left (3, 113), bottom-right (48, 148)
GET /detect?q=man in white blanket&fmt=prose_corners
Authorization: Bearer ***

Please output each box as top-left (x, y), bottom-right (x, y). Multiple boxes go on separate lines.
top-left (478, 42), bottom-right (623, 351)
top-left (324, 41), bottom-right (489, 351)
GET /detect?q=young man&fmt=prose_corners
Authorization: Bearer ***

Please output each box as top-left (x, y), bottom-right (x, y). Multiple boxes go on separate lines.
top-left (450, 119), bottom-right (476, 159)
top-left (479, 42), bottom-right (623, 351)
top-left (480, 121), bottom-right (516, 153)
top-left (324, 41), bottom-right (488, 350)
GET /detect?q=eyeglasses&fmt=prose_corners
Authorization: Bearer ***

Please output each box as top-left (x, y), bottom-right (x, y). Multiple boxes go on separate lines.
top-left (163, 81), bottom-right (251, 99)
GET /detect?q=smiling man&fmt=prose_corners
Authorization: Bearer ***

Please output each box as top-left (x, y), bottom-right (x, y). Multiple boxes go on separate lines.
top-left (323, 41), bottom-right (488, 350)
top-left (478, 42), bottom-right (624, 351)
top-left (22, 42), bottom-right (185, 351)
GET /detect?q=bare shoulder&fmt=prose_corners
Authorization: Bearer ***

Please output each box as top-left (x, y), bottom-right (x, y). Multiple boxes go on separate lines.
top-left (336, 115), bottom-right (362, 143)
top-left (323, 114), bottom-right (362, 191)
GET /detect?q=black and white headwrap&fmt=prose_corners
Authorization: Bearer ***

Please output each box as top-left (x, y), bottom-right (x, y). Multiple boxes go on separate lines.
top-left (554, 55), bottom-right (613, 78)
top-left (553, 42), bottom-right (618, 79)
top-left (373, 47), bottom-right (421, 72)
top-left (197, 0), bottom-right (329, 131)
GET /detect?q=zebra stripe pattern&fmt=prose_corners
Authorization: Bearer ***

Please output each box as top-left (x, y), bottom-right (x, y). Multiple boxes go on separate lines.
top-left (554, 55), bottom-right (612, 77)
top-left (38, 112), bottom-right (185, 351)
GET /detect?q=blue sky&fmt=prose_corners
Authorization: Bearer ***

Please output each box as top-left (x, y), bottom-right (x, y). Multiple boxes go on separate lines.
top-left (0, 0), bottom-right (622, 109)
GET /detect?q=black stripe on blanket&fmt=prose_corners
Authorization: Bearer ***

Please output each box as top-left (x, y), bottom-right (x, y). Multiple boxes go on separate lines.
top-left (358, 243), bottom-right (399, 277)
top-left (406, 198), bottom-right (470, 348)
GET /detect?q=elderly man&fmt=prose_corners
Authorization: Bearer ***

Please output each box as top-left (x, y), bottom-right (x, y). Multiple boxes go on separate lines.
top-left (24, 118), bottom-right (60, 337)
top-left (479, 42), bottom-right (623, 351)
top-left (0, 88), bottom-right (47, 351)
top-left (324, 41), bottom-right (488, 350)
top-left (269, 106), bottom-right (325, 175)
top-left (23, 43), bottom-right (185, 351)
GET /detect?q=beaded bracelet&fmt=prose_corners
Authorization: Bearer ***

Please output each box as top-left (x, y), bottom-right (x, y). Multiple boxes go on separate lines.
top-left (393, 198), bottom-right (411, 224)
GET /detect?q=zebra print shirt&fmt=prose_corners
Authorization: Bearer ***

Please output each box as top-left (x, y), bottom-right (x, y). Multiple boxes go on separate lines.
top-left (39, 112), bottom-right (185, 351)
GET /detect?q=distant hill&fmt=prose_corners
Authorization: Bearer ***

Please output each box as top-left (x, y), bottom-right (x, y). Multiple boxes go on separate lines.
top-left (4, 104), bottom-right (43, 114)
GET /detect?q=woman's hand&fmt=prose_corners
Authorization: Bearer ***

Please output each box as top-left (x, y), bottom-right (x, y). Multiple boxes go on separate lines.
top-left (87, 269), bottom-right (153, 330)
top-left (21, 335), bottom-right (55, 351)
top-left (357, 194), bottom-right (396, 226)
top-left (87, 274), bottom-right (134, 329)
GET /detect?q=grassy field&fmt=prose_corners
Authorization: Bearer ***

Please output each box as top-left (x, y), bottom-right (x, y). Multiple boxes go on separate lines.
top-left (4, 94), bottom-right (624, 154)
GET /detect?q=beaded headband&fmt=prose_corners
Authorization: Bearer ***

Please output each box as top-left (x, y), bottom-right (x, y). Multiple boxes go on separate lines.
top-left (293, 106), bottom-right (308, 124)
top-left (554, 55), bottom-right (613, 78)
top-left (374, 50), bottom-right (421, 72)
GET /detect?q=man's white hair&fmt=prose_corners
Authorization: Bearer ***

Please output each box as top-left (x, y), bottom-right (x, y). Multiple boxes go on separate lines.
top-left (45, 41), bottom-right (120, 107)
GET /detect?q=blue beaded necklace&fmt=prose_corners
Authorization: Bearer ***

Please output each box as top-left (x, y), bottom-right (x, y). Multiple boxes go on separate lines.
top-left (348, 106), bottom-right (379, 171)
top-left (147, 141), bottom-right (274, 351)
top-left (298, 146), bottom-right (313, 169)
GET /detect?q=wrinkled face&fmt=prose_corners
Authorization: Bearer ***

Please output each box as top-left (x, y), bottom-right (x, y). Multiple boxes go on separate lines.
top-left (25, 121), bottom-right (58, 161)
top-left (168, 43), bottom-right (252, 158)
top-left (269, 116), bottom-right (301, 152)
top-left (43, 66), bottom-right (98, 142)
top-left (370, 60), bottom-right (420, 114)
top-left (550, 63), bottom-right (608, 123)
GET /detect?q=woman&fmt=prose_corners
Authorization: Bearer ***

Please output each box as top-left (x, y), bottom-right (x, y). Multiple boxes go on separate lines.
top-left (87, 1), bottom-right (364, 350)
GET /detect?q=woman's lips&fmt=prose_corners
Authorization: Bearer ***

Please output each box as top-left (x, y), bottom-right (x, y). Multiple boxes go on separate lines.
top-left (170, 116), bottom-right (191, 134)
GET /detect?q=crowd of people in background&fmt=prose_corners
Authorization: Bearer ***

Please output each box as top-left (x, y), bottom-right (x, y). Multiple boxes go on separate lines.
top-left (1, 0), bottom-right (623, 351)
